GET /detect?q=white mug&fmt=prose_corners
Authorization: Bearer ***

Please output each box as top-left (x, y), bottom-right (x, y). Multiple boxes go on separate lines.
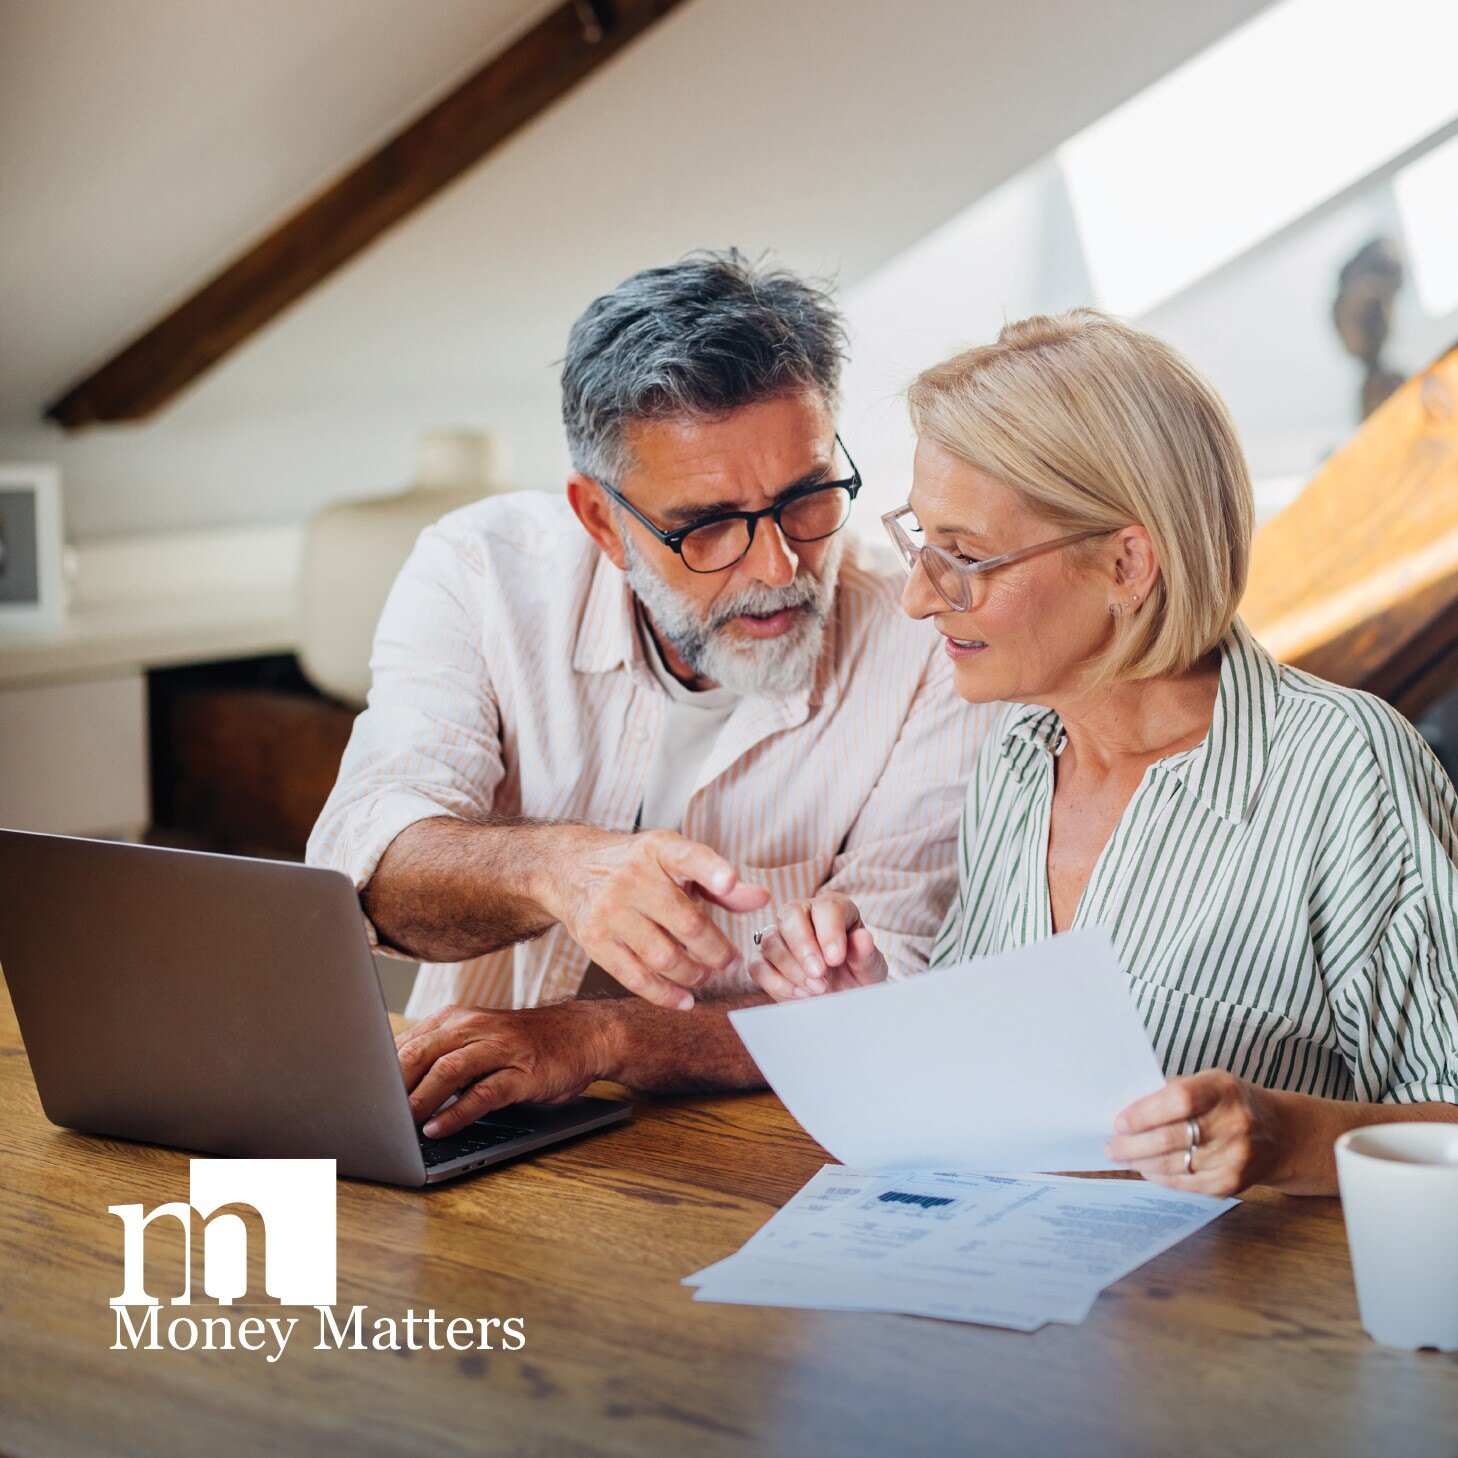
top-left (1335, 1122), bottom-right (1458, 1351)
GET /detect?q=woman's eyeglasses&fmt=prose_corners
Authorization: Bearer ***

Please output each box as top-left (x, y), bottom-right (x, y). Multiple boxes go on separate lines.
top-left (882, 504), bottom-right (1116, 612)
top-left (597, 437), bottom-right (861, 574)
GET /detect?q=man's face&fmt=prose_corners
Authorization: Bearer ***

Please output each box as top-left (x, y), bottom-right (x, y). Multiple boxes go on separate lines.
top-left (598, 392), bottom-right (847, 694)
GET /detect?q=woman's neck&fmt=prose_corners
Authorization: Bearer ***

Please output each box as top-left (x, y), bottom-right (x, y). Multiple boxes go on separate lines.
top-left (1045, 654), bottom-right (1222, 775)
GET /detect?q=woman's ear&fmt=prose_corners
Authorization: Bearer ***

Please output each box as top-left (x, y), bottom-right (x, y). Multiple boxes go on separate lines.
top-left (1108, 525), bottom-right (1160, 613)
top-left (567, 474), bottom-right (628, 571)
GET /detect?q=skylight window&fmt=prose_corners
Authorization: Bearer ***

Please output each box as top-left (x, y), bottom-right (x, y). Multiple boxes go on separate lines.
top-left (1058, 0), bottom-right (1458, 317)
top-left (1395, 130), bottom-right (1458, 320)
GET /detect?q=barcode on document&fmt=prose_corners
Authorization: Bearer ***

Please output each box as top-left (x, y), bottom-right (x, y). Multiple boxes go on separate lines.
top-left (878, 1190), bottom-right (955, 1210)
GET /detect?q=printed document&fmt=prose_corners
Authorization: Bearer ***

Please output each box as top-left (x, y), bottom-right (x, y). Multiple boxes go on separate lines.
top-left (687, 1166), bottom-right (1235, 1331)
top-left (728, 927), bottom-right (1165, 1173)
top-left (699, 930), bottom-right (1236, 1328)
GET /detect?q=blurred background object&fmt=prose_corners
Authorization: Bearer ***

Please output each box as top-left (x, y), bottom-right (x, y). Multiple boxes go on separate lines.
top-left (1333, 238), bottom-right (1406, 420)
top-left (300, 429), bottom-right (505, 706)
top-left (0, 464), bottom-right (65, 633)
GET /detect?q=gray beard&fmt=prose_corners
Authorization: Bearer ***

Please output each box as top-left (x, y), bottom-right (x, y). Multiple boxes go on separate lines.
top-left (619, 529), bottom-right (842, 697)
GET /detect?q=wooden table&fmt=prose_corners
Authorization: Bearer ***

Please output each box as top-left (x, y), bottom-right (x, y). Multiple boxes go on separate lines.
top-left (1, 975), bottom-right (1454, 1458)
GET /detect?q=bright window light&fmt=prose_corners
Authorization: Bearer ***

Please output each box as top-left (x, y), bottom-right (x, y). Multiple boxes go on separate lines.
top-left (1058, 0), bottom-right (1458, 317)
top-left (1395, 131), bottom-right (1458, 319)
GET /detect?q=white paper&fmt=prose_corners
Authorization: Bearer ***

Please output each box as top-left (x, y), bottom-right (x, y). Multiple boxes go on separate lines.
top-left (683, 1165), bottom-right (886, 1287)
top-left (728, 927), bottom-right (1165, 1173)
top-left (691, 1165), bottom-right (1235, 1330)
top-left (694, 1174), bottom-right (1092, 1323)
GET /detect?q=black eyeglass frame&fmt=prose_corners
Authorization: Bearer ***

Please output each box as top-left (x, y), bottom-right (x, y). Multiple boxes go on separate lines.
top-left (595, 435), bottom-right (862, 573)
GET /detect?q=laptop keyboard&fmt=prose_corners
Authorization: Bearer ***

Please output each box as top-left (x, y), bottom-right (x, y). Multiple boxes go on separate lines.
top-left (418, 1122), bottom-right (537, 1167)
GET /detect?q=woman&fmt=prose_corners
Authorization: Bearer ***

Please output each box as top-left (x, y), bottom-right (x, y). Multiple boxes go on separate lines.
top-left (750, 308), bottom-right (1458, 1198)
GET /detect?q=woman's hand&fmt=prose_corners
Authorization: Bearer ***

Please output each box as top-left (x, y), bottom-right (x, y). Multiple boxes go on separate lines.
top-left (1106, 1071), bottom-right (1291, 1197)
top-left (749, 891), bottom-right (888, 1001)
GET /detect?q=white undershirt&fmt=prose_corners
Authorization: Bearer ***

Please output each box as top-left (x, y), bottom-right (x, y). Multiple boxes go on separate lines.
top-left (635, 612), bottom-right (739, 833)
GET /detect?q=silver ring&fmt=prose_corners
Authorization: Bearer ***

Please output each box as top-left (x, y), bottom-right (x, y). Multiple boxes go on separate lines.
top-left (1184, 1117), bottom-right (1200, 1174)
top-left (752, 925), bottom-right (777, 947)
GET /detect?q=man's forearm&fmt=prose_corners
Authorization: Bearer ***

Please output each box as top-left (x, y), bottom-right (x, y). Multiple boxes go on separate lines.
top-left (590, 991), bottom-right (770, 1094)
top-left (362, 814), bottom-right (580, 962)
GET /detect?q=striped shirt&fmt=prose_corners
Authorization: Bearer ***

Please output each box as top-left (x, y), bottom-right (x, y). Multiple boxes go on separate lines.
top-left (930, 617), bottom-right (1458, 1104)
top-left (307, 492), bottom-right (997, 1016)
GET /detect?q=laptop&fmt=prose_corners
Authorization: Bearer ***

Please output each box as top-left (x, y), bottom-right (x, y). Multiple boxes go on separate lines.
top-left (0, 828), bottom-right (630, 1186)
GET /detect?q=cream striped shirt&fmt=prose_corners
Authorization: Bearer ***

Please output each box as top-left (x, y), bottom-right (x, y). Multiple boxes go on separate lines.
top-left (308, 492), bottom-right (997, 1015)
top-left (931, 617), bottom-right (1458, 1104)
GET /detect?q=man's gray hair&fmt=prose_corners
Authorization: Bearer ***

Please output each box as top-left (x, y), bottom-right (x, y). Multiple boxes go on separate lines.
top-left (560, 249), bottom-right (847, 484)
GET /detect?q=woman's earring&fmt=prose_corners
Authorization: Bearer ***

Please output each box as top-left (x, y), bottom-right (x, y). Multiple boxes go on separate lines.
top-left (1131, 592), bottom-right (1141, 606)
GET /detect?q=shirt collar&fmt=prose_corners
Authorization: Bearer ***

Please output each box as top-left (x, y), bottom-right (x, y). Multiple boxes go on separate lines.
top-left (1174, 615), bottom-right (1283, 823)
top-left (571, 549), bottom-right (838, 709)
top-left (572, 551), bottom-right (641, 676)
top-left (999, 616), bottom-right (1283, 823)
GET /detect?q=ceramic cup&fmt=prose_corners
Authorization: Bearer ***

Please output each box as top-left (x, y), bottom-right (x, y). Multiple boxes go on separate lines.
top-left (1335, 1122), bottom-right (1458, 1351)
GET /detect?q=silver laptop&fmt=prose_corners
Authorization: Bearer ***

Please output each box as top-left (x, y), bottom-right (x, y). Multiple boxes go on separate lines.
top-left (0, 828), bottom-right (630, 1186)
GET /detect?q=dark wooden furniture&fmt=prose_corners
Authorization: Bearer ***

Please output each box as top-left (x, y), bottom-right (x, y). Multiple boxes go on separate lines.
top-left (147, 655), bottom-right (356, 859)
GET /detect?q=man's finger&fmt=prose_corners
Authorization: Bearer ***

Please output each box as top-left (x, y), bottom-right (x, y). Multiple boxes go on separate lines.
top-left (422, 1070), bottom-right (530, 1138)
top-left (620, 914), bottom-right (711, 992)
top-left (658, 837), bottom-right (769, 913)
top-left (393, 1006), bottom-right (449, 1051)
top-left (708, 880), bottom-right (772, 913)
top-left (646, 881), bottom-right (743, 983)
top-left (408, 1040), bottom-right (513, 1124)
top-left (658, 835), bottom-right (741, 897)
top-left (593, 934), bottom-right (696, 1011)
top-left (396, 1020), bottom-right (481, 1093)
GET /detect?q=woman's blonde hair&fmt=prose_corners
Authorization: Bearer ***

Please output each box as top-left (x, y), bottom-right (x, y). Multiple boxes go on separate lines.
top-left (907, 308), bottom-right (1254, 683)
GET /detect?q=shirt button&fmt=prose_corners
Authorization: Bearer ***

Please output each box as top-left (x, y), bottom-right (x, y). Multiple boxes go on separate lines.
top-left (631, 727), bottom-right (650, 744)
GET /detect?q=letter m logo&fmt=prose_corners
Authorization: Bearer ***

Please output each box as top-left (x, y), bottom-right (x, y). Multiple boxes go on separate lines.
top-left (109, 1158), bottom-right (335, 1308)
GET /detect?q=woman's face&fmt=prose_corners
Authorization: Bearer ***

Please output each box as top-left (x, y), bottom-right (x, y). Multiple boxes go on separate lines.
top-left (902, 438), bottom-right (1122, 707)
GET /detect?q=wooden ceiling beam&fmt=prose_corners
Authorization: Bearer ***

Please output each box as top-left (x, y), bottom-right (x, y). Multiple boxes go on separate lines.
top-left (46, 0), bottom-right (687, 430)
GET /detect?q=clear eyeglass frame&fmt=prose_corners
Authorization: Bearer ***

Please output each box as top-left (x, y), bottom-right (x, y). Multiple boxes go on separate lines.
top-left (881, 503), bottom-right (1117, 612)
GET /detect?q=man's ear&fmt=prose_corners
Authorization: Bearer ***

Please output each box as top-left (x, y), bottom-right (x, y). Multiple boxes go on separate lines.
top-left (1109, 524), bottom-right (1161, 606)
top-left (567, 474), bottom-right (627, 571)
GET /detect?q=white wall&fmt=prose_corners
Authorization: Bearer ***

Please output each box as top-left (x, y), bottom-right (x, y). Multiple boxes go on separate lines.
top-left (0, 0), bottom-right (1272, 540)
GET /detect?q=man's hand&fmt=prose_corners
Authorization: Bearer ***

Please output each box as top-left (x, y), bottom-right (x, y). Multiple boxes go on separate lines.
top-left (748, 890), bottom-right (888, 1000)
top-left (397, 1001), bottom-right (621, 1139)
top-left (535, 827), bottom-right (770, 1010)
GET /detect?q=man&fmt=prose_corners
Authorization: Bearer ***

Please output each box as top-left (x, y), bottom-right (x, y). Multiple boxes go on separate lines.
top-left (308, 251), bottom-right (995, 1137)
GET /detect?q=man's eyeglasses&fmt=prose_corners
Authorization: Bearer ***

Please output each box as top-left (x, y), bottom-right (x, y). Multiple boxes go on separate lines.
top-left (597, 436), bottom-right (862, 574)
top-left (882, 503), bottom-right (1116, 612)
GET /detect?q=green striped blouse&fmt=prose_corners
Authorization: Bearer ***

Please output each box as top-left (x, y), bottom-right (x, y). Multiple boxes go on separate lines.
top-left (929, 617), bottom-right (1458, 1104)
